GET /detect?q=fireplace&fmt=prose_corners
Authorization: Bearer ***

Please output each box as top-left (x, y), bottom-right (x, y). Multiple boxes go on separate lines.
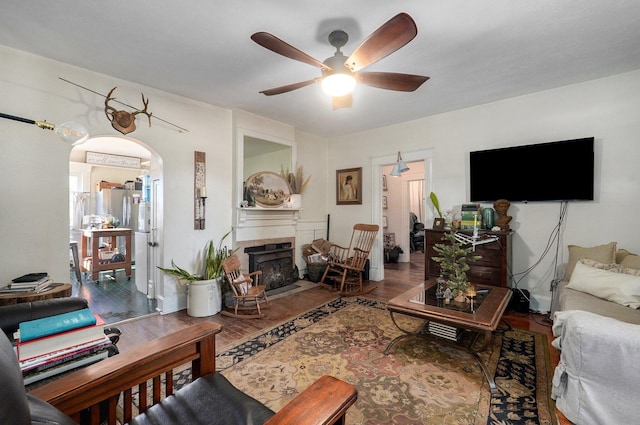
top-left (245, 242), bottom-right (295, 291)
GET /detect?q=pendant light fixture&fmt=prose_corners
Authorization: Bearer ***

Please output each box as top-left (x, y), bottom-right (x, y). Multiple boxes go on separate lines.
top-left (390, 151), bottom-right (409, 176)
top-left (0, 112), bottom-right (89, 145)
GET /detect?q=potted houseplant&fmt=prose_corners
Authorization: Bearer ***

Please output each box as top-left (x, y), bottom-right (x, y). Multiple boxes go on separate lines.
top-left (158, 230), bottom-right (234, 316)
top-left (431, 230), bottom-right (481, 302)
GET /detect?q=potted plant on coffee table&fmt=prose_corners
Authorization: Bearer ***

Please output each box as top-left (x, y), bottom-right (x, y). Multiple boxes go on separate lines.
top-left (158, 230), bottom-right (234, 317)
top-left (431, 230), bottom-right (481, 302)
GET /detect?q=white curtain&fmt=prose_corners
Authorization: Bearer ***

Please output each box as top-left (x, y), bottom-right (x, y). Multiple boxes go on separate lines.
top-left (72, 192), bottom-right (88, 229)
top-left (409, 180), bottom-right (425, 223)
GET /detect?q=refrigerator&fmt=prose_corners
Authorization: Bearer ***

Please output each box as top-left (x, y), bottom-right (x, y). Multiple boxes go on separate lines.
top-left (135, 231), bottom-right (151, 295)
top-left (95, 189), bottom-right (142, 255)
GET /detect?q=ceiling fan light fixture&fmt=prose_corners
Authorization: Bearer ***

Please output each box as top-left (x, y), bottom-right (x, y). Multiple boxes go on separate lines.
top-left (321, 73), bottom-right (356, 97)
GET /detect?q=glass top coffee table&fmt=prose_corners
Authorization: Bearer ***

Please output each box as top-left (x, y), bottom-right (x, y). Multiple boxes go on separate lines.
top-left (385, 279), bottom-right (512, 393)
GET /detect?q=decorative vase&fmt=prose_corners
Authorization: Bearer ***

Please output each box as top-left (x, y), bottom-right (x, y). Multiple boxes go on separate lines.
top-left (289, 193), bottom-right (302, 209)
top-left (482, 207), bottom-right (495, 229)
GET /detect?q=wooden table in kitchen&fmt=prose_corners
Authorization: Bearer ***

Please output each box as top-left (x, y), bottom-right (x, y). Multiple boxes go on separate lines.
top-left (80, 228), bottom-right (132, 282)
top-left (385, 279), bottom-right (512, 393)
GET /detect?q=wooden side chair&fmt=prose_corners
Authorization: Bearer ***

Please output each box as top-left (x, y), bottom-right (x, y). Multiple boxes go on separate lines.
top-left (221, 254), bottom-right (269, 319)
top-left (319, 223), bottom-right (379, 295)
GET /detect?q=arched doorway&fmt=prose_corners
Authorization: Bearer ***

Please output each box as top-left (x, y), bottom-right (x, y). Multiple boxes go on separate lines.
top-left (69, 135), bottom-right (163, 323)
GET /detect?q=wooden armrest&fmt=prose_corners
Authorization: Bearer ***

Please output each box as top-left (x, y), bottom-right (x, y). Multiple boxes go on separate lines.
top-left (265, 375), bottom-right (357, 425)
top-left (28, 322), bottom-right (221, 424)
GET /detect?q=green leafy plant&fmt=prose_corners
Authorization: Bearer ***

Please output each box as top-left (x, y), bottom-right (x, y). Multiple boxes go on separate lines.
top-left (431, 231), bottom-right (481, 297)
top-left (429, 192), bottom-right (443, 218)
top-left (158, 230), bottom-right (235, 284)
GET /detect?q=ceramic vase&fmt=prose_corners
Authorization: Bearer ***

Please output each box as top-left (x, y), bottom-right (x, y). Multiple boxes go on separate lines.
top-left (482, 207), bottom-right (495, 229)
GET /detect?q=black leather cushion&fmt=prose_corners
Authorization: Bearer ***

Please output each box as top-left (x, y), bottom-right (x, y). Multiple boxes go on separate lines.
top-left (0, 298), bottom-right (89, 342)
top-left (0, 328), bottom-right (31, 424)
top-left (128, 373), bottom-right (275, 425)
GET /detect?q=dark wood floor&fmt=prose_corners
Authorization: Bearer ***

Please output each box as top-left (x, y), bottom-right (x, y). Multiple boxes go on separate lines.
top-left (76, 253), bottom-right (569, 424)
top-left (70, 267), bottom-right (158, 324)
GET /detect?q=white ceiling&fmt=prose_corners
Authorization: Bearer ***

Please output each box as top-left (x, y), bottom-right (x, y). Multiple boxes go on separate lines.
top-left (2, 1), bottom-right (639, 139)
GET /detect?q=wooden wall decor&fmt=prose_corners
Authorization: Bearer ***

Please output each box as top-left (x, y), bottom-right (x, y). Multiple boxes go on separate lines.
top-left (194, 151), bottom-right (207, 229)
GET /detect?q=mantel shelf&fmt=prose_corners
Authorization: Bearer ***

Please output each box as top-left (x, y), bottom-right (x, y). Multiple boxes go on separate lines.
top-left (236, 207), bottom-right (301, 227)
top-left (235, 207), bottom-right (300, 242)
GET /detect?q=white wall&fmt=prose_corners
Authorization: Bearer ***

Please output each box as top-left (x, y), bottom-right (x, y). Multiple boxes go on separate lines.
top-left (326, 70), bottom-right (640, 312)
top-left (0, 45), bottom-right (233, 313)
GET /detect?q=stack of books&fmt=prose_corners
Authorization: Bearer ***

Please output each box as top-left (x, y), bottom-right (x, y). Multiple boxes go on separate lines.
top-left (428, 322), bottom-right (462, 342)
top-left (14, 308), bottom-right (110, 385)
top-left (0, 272), bottom-right (53, 293)
top-left (460, 204), bottom-right (482, 230)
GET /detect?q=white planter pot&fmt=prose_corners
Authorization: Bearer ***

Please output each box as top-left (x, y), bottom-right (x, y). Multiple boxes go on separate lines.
top-left (290, 194), bottom-right (302, 209)
top-left (187, 278), bottom-right (222, 317)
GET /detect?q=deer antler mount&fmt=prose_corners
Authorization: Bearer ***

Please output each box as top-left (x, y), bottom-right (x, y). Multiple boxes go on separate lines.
top-left (104, 87), bottom-right (153, 135)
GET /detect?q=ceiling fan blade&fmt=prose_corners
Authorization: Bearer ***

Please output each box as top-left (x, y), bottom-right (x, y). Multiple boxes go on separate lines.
top-left (358, 71), bottom-right (429, 92)
top-left (251, 32), bottom-right (330, 70)
top-left (346, 13), bottom-right (418, 73)
top-left (259, 78), bottom-right (321, 96)
top-left (332, 94), bottom-right (353, 110)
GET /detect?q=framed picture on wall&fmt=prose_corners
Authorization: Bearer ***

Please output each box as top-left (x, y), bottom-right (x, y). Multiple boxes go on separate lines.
top-left (383, 216), bottom-right (388, 228)
top-left (336, 167), bottom-right (363, 205)
top-left (382, 196), bottom-right (388, 209)
top-left (382, 174), bottom-right (388, 191)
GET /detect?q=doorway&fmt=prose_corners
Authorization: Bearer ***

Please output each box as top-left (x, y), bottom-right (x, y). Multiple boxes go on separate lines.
top-left (371, 150), bottom-right (433, 281)
top-left (68, 136), bottom-right (162, 323)
top-left (381, 161), bottom-right (426, 267)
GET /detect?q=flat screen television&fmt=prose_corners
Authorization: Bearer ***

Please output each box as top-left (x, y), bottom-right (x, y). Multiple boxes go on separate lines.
top-left (469, 137), bottom-right (595, 202)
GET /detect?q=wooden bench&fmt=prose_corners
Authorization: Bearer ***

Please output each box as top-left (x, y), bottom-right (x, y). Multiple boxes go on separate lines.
top-left (28, 322), bottom-right (357, 425)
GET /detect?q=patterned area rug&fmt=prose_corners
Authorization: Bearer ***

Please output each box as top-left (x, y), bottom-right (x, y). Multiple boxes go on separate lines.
top-left (203, 297), bottom-right (556, 425)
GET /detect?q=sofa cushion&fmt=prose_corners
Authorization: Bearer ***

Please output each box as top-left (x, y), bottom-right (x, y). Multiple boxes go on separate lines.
top-left (566, 242), bottom-right (616, 280)
top-left (567, 262), bottom-right (640, 309)
top-left (128, 372), bottom-right (275, 425)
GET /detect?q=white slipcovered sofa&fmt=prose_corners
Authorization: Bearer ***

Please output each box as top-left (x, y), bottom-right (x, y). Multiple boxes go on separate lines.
top-left (550, 242), bottom-right (640, 424)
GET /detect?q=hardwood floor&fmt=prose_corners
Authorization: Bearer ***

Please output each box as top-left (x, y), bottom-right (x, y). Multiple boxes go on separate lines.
top-left (82, 253), bottom-right (569, 424)
top-left (69, 267), bottom-right (158, 324)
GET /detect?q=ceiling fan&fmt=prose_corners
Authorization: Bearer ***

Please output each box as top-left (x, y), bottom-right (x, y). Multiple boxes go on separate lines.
top-left (251, 12), bottom-right (429, 110)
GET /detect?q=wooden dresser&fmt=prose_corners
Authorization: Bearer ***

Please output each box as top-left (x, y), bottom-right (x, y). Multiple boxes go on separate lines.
top-left (424, 228), bottom-right (512, 287)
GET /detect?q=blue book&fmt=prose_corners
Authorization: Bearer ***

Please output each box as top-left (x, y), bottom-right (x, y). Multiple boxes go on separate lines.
top-left (18, 308), bottom-right (97, 342)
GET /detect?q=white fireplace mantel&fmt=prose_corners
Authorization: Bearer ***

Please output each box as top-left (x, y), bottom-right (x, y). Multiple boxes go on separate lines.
top-left (234, 207), bottom-right (301, 242)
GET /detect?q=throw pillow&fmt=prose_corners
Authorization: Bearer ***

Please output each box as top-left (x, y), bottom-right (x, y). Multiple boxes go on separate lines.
top-left (621, 253), bottom-right (640, 271)
top-left (566, 242), bottom-right (617, 280)
top-left (567, 262), bottom-right (640, 309)
top-left (579, 257), bottom-right (620, 271)
top-left (616, 249), bottom-right (633, 264)
top-left (580, 257), bottom-right (640, 277)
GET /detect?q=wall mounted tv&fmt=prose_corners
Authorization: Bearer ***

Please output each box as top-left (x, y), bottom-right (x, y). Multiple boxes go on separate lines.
top-left (469, 137), bottom-right (595, 202)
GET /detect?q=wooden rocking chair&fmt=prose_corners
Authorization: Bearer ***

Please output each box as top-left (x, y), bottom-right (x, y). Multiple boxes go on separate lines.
top-left (319, 223), bottom-right (379, 296)
top-left (221, 254), bottom-right (269, 319)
